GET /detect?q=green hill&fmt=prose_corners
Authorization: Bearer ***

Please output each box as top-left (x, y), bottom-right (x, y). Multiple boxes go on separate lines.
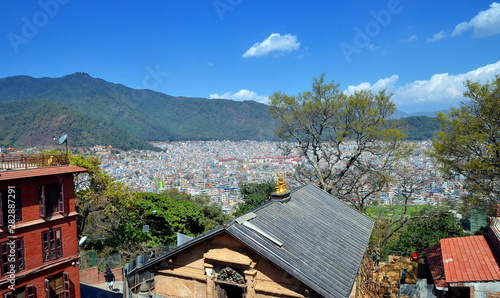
top-left (0, 73), bottom-right (278, 147)
top-left (397, 116), bottom-right (440, 140)
top-left (0, 73), bottom-right (440, 149)
top-left (0, 100), bottom-right (158, 150)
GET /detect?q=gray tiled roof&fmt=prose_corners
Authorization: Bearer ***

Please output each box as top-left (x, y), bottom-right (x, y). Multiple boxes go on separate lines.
top-left (226, 184), bottom-right (374, 298)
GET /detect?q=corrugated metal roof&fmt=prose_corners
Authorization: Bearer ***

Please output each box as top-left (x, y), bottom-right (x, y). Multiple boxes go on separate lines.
top-left (227, 183), bottom-right (374, 298)
top-left (441, 235), bottom-right (500, 283)
top-left (425, 243), bottom-right (447, 288)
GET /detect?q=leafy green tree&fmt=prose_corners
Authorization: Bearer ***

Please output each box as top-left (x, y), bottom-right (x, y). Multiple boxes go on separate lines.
top-left (109, 191), bottom-right (208, 260)
top-left (70, 155), bottom-right (230, 260)
top-left (432, 75), bottom-right (500, 204)
top-left (269, 74), bottom-right (407, 211)
top-left (234, 180), bottom-right (276, 217)
top-left (70, 154), bottom-right (131, 241)
top-left (370, 164), bottom-right (431, 249)
top-left (190, 194), bottom-right (232, 230)
top-left (385, 207), bottom-right (466, 253)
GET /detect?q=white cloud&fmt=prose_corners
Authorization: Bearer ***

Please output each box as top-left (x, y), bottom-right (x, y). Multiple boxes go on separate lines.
top-left (210, 89), bottom-right (269, 104)
top-left (406, 35), bottom-right (418, 42)
top-left (344, 61), bottom-right (500, 111)
top-left (242, 33), bottom-right (300, 58)
top-left (427, 30), bottom-right (447, 42)
top-left (345, 75), bottom-right (400, 94)
top-left (452, 2), bottom-right (500, 37)
top-left (393, 60), bottom-right (500, 108)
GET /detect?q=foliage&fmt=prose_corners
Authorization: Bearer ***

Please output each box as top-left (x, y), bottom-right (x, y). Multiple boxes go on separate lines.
top-left (370, 162), bottom-right (435, 248)
top-left (71, 154), bottom-right (229, 261)
top-left (70, 154), bottom-right (132, 243)
top-left (109, 191), bottom-right (206, 252)
top-left (190, 194), bottom-right (232, 230)
top-left (233, 180), bottom-right (276, 217)
top-left (384, 207), bottom-right (467, 253)
top-left (269, 74), bottom-right (408, 211)
top-left (368, 204), bottom-right (426, 250)
top-left (104, 189), bottom-right (232, 260)
top-left (432, 75), bottom-right (500, 204)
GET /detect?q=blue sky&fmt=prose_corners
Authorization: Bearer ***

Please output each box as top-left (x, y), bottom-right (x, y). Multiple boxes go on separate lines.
top-left (1, 1), bottom-right (499, 113)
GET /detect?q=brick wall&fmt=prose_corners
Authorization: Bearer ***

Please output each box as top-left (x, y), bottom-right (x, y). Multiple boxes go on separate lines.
top-left (0, 170), bottom-right (81, 297)
top-left (2, 173), bottom-right (77, 223)
top-left (80, 267), bottom-right (123, 285)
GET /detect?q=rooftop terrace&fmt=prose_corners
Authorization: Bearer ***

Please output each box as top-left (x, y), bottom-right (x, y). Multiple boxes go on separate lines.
top-left (0, 153), bottom-right (69, 171)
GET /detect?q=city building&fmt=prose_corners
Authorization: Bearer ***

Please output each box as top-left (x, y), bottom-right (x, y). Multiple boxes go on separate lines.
top-left (0, 153), bottom-right (86, 297)
top-left (126, 182), bottom-right (374, 298)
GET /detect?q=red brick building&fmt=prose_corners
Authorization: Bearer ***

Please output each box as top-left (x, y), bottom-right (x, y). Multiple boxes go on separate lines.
top-left (0, 153), bottom-right (86, 297)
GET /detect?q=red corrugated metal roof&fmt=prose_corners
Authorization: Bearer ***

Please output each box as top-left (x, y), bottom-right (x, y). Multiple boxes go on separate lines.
top-left (441, 235), bottom-right (500, 283)
top-left (0, 165), bottom-right (87, 181)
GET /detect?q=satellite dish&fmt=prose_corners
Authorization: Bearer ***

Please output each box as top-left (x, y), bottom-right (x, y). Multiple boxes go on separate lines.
top-left (58, 134), bottom-right (68, 145)
top-left (78, 236), bottom-right (87, 246)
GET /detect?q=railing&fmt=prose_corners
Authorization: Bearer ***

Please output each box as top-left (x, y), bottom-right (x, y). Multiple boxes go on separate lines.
top-left (0, 153), bottom-right (69, 170)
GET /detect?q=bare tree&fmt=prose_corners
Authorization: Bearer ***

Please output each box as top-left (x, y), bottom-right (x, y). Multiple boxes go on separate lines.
top-left (269, 74), bottom-right (408, 211)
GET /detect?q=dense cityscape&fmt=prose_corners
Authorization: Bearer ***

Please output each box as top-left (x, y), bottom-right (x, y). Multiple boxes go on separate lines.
top-left (96, 140), bottom-right (465, 214)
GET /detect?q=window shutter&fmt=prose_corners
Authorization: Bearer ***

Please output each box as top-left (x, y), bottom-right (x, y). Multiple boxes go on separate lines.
top-left (0, 192), bottom-right (3, 227)
top-left (42, 231), bottom-right (49, 262)
top-left (16, 238), bottom-right (25, 271)
top-left (44, 278), bottom-right (50, 298)
top-left (27, 285), bottom-right (35, 298)
top-left (40, 186), bottom-right (46, 217)
top-left (63, 272), bottom-right (70, 298)
top-left (56, 229), bottom-right (63, 259)
top-left (58, 184), bottom-right (64, 213)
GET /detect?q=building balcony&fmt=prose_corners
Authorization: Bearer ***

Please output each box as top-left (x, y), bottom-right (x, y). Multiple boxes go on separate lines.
top-left (0, 153), bottom-right (69, 171)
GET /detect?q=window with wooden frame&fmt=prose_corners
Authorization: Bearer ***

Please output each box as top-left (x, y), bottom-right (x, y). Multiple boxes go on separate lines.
top-left (0, 188), bottom-right (22, 226)
top-left (39, 183), bottom-right (64, 217)
top-left (214, 266), bottom-right (246, 298)
top-left (42, 229), bottom-right (63, 263)
top-left (3, 285), bottom-right (36, 298)
top-left (45, 272), bottom-right (70, 298)
top-left (0, 238), bottom-right (25, 276)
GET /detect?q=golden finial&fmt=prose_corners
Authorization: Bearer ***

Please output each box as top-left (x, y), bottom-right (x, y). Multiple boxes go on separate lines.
top-left (275, 172), bottom-right (287, 194)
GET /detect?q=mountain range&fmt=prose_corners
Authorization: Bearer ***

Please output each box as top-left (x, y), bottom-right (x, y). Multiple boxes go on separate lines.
top-left (0, 73), bottom-right (440, 150)
top-left (0, 72), bottom-right (278, 150)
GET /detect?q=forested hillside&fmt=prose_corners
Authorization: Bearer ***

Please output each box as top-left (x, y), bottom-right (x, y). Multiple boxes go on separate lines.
top-left (0, 73), bottom-right (278, 148)
top-left (0, 100), bottom-right (157, 150)
top-left (0, 73), bottom-right (440, 149)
